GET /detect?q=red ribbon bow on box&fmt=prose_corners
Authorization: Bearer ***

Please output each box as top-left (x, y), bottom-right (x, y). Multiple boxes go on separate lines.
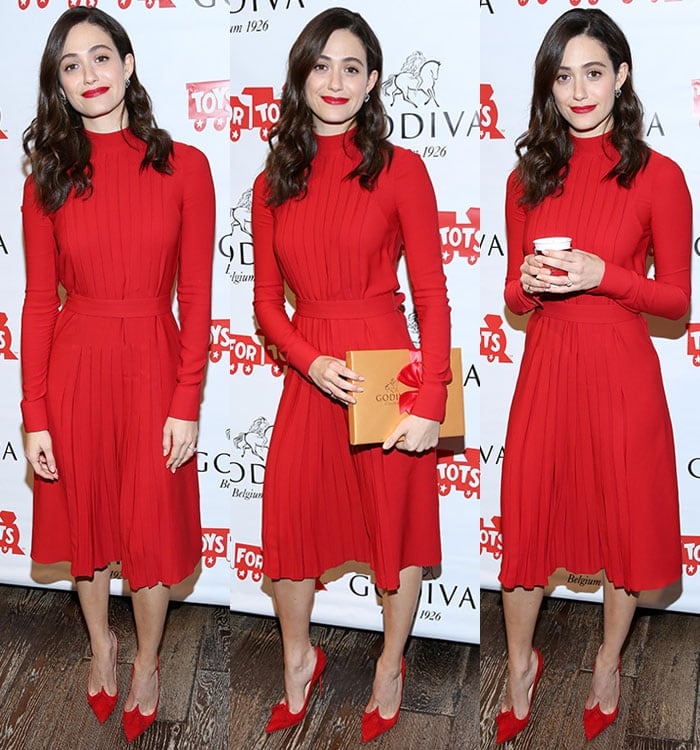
top-left (397, 350), bottom-right (422, 414)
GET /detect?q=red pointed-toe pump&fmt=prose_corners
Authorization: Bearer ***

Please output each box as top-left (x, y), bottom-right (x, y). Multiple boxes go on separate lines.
top-left (87, 630), bottom-right (119, 724)
top-left (122, 658), bottom-right (160, 743)
top-left (361, 656), bottom-right (406, 743)
top-left (583, 656), bottom-right (621, 741)
top-left (265, 646), bottom-right (326, 733)
top-left (495, 648), bottom-right (544, 745)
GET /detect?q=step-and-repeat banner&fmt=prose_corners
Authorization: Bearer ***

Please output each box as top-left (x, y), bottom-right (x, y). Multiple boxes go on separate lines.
top-left (481, 0), bottom-right (700, 611)
top-left (229, 0), bottom-right (479, 643)
top-left (0, 0), bottom-right (230, 606)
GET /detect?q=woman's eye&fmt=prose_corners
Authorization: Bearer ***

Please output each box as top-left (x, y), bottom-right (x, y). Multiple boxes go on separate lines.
top-left (587, 69), bottom-right (602, 79)
top-left (63, 62), bottom-right (78, 73)
top-left (555, 73), bottom-right (570, 83)
top-left (345, 66), bottom-right (359, 75)
top-left (95, 54), bottom-right (110, 63)
top-left (313, 63), bottom-right (328, 71)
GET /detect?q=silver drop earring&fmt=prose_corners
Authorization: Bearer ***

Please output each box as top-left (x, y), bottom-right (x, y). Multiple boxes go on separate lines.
top-left (614, 88), bottom-right (621, 99)
top-left (364, 93), bottom-right (370, 103)
top-left (125, 78), bottom-right (131, 89)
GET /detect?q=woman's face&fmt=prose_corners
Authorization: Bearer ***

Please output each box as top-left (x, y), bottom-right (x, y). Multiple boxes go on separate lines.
top-left (551, 34), bottom-right (628, 138)
top-left (58, 21), bottom-right (134, 133)
top-left (303, 28), bottom-right (378, 136)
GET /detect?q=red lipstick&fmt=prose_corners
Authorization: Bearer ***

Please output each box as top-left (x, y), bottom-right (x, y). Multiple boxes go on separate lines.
top-left (321, 96), bottom-right (349, 105)
top-left (82, 87), bottom-right (109, 99)
top-left (571, 105), bottom-right (596, 114)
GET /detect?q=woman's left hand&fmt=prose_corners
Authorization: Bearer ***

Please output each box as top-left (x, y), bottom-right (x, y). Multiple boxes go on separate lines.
top-left (535, 248), bottom-right (605, 293)
top-left (163, 417), bottom-right (199, 473)
top-left (383, 414), bottom-right (440, 453)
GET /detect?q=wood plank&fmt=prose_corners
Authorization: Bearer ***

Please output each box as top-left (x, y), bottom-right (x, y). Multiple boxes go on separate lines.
top-left (627, 611), bottom-right (700, 741)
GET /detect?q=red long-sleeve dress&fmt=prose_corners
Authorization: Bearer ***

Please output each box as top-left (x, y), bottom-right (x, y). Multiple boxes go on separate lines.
top-left (21, 129), bottom-right (215, 589)
top-left (499, 133), bottom-right (691, 592)
top-left (252, 131), bottom-right (451, 590)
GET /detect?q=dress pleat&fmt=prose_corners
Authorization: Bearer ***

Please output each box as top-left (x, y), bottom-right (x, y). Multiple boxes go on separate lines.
top-left (500, 134), bottom-right (689, 592)
top-left (253, 133), bottom-right (451, 591)
top-left (22, 129), bottom-right (214, 589)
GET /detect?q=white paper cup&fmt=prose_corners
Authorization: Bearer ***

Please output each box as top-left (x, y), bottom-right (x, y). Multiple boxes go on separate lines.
top-left (533, 236), bottom-right (571, 276)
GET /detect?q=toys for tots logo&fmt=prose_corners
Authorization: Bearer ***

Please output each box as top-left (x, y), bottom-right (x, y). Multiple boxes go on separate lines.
top-left (480, 515), bottom-right (502, 560)
top-left (0, 313), bottom-right (18, 361)
top-left (480, 314), bottom-right (512, 363)
top-left (0, 511), bottom-right (25, 556)
top-left (209, 320), bottom-right (284, 377)
top-left (480, 83), bottom-right (504, 140)
top-left (436, 447), bottom-right (480, 499)
top-left (438, 208), bottom-right (480, 265)
top-left (19, 0), bottom-right (176, 7)
top-left (687, 323), bottom-right (700, 366)
top-left (201, 528), bottom-right (229, 568)
top-left (682, 536), bottom-right (700, 576)
top-left (230, 87), bottom-right (280, 142)
top-left (233, 541), bottom-right (263, 581)
top-left (187, 80), bottom-right (229, 133)
top-left (219, 189), bottom-right (254, 284)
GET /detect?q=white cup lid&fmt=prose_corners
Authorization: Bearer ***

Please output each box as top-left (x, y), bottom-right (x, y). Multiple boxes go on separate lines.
top-left (533, 236), bottom-right (572, 250)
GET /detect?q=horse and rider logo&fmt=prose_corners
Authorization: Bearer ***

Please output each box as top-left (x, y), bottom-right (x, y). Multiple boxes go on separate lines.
top-left (229, 417), bottom-right (273, 461)
top-left (382, 51), bottom-right (441, 108)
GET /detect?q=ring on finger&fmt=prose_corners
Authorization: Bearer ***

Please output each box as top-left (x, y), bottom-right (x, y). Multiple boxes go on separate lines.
top-left (566, 277), bottom-right (573, 287)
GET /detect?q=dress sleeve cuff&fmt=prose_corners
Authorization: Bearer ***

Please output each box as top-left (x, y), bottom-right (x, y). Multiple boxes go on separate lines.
top-left (595, 261), bottom-right (632, 298)
top-left (168, 385), bottom-right (202, 422)
top-left (411, 382), bottom-right (448, 423)
top-left (21, 399), bottom-right (49, 433)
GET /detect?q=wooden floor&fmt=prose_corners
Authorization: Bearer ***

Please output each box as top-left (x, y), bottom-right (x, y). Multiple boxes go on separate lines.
top-left (231, 612), bottom-right (478, 750)
top-left (0, 584), bottom-right (229, 750)
top-left (481, 589), bottom-right (700, 750)
top-left (0, 583), bottom-right (477, 749)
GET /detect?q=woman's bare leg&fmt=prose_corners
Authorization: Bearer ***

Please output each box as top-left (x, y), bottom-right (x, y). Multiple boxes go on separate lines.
top-left (76, 567), bottom-right (117, 696)
top-left (125, 583), bottom-right (170, 713)
top-left (585, 573), bottom-right (637, 712)
top-left (271, 578), bottom-right (318, 713)
top-left (500, 586), bottom-right (544, 717)
top-left (365, 565), bottom-right (422, 717)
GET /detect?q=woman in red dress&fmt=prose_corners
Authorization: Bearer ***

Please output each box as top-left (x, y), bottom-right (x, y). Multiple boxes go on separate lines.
top-left (496, 9), bottom-right (691, 744)
top-left (21, 9), bottom-right (214, 742)
top-left (252, 8), bottom-right (451, 743)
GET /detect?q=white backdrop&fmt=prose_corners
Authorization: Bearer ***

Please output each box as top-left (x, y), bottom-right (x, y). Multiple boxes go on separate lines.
top-left (229, 0), bottom-right (479, 643)
top-left (480, 0), bottom-right (700, 612)
top-left (0, 0), bottom-right (230, 606)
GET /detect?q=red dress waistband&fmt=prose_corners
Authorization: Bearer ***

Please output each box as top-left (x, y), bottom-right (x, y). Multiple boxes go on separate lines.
top-left (537, 298), bottom-right (639, 324)
top-left (63, 293), bottom-right (172, 318)
top-left (295, 292), bottom-right (404, 320)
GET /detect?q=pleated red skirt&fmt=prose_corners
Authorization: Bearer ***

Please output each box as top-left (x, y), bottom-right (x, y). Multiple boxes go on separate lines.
top-left (31, 296), bottom-right (202, 589)
top-left (262, 296), bottom-right (441, 591)
top-left (499, 297), bottom-right (682, 592)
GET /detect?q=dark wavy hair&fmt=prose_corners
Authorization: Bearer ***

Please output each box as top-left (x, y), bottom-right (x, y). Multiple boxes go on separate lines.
top-left (515, 8), bottom-right (649, 207)
top-left (23, 7), bottom-right (173, 214)
top-left (265, 7), bottom-right (392, 207)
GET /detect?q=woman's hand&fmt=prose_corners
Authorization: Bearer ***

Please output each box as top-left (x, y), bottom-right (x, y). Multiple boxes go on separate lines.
top-left (383, 414), bottom-right (440, 453)
top-left (521, 249), bottom-right (605, 294)
top-left (163, 417), bottom-right (199, 473)
top-left (308, 356), bottom-right (364, 404)
top-left (24, 430), bottom-right (58, 480)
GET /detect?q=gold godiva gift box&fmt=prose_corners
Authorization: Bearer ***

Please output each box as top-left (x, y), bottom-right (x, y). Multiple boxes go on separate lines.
top-left (345, 348), bottom-right (464, 445)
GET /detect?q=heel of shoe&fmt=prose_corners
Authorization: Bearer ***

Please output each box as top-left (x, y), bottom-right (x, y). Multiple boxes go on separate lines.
top-left (495, 648), bottom-right (544, 745)
top-left (582, 655), bottom-right (621, 741)
top-left (361, 656), bottom-right (406, 743)
top-left (122, 657), bottom-right (160, 743)
top-left (265, 645), bottom-right (326, 734)
top-left (87, 629), bottom-right (119, 723)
